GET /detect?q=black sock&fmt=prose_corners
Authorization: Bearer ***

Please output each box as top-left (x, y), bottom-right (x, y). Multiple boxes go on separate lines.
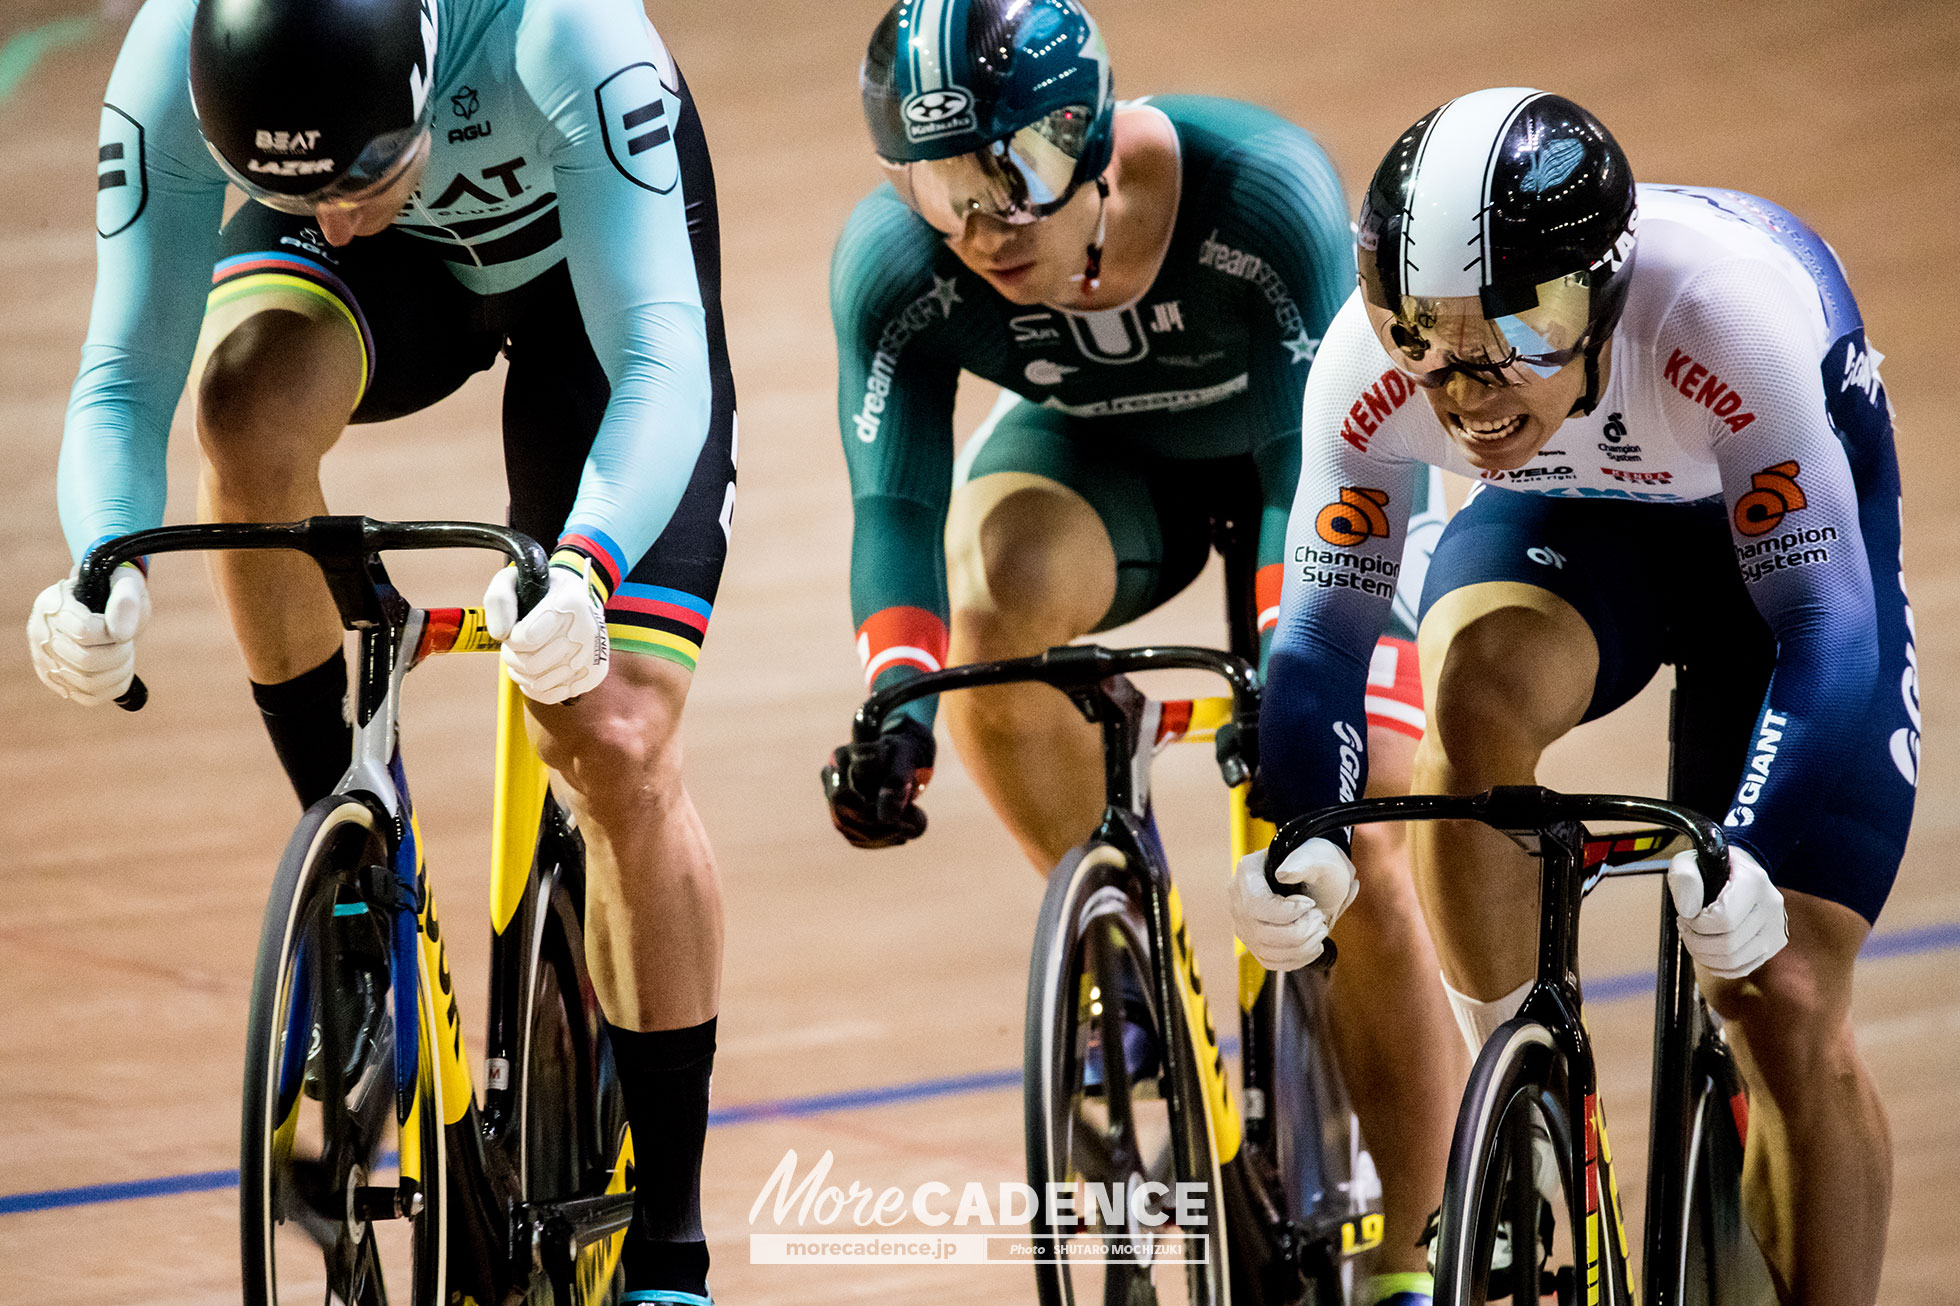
top-left (251, 649), bottom-right (353, 809)
top-left (611, 1016), bottom-right (715, 1297)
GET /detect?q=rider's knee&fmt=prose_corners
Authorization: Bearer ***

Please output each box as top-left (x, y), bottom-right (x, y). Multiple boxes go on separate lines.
top-left (1341, 820), bottom-right (1421, 937)
top-left (196, 311), bottom-right (357, 490)
top-left (1705, 945), bottom-right (1855, 1080)
top-left (1420, 606), bottom-right (1591, 783)
top-left (947, 479), bottom-right (1111, 648)
top-left (534, 674), bottom-right (685, 817)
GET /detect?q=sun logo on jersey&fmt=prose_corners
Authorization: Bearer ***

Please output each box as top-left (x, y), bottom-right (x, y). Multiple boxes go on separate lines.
top-left (1315, 487), bottom-right (1391, 547)
top-left (1733, 461), bottom-right (1807, 536)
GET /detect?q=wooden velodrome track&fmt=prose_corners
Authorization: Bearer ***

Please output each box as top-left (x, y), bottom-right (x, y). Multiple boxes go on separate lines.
top-left (2, 0), bottom-right (1956, 1300)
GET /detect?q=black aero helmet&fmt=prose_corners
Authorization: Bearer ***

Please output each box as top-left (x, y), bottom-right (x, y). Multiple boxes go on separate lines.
top-left (861, 0), bottom-right (1114, 231)
top-left (189, 0), bottom-right (440, 214)
top-left (1358, 88), bottom-right (1636, 411)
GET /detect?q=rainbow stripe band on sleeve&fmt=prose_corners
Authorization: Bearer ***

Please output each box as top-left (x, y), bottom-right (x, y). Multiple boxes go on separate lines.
top-left (607, 583), bottom-right (712, 672)
top-left (556, 526), bottom-right (627, 600)
top-left (1256, 563), bottom-right (1282, 634)
top-left (208, 252), bottom-right (374, 399)
top-left (856, 606), bottom-right (950, 689)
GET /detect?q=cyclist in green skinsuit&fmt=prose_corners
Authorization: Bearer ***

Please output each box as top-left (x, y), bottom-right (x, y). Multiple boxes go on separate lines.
top-left (820, 2), bottom-right (1458, 1300)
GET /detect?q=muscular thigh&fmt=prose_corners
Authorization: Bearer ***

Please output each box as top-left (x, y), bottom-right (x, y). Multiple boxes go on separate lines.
top-left (196, 204), bottom-right (501, 427)
top-left (950, 394), bottom-right (1224, 633)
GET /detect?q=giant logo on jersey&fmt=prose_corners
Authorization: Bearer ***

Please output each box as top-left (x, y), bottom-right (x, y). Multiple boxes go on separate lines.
top-left (1733, 461), bottom-right (1806, 537)
top-left (596, 63), bottom-right (680, 194)
top-left (1315, 487), bottom-right (1391, 547)
top-left (95, 104), bottom-right (145, 238)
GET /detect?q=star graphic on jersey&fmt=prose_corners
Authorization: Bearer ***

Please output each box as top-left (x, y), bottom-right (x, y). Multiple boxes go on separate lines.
top-left (929, 275), bottom-right (962, 319)
top-left (1282, 331), bottom-right (1319, 365)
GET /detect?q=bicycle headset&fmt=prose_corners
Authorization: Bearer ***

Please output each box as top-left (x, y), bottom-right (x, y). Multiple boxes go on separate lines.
top-left (1357, 87), bottom-right (1638, 416)
top-left (860, 0), bottom-right (1116, 233)
top-left (189, 0), bottom-right (440, 216)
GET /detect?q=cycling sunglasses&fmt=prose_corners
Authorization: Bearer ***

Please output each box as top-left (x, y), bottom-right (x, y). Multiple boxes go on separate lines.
top-left (881, 105), bottom-right (1095, 233)
top-left (212, 127), bottom-right (432, 218)
top-left (1362, 274), bottom-right (1596, 389)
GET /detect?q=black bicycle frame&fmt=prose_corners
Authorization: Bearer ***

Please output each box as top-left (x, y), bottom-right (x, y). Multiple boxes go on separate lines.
top-left (1270, 787), bottom-right (1730, 1297)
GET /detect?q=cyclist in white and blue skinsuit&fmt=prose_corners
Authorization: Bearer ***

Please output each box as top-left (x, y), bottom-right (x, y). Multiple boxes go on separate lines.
top-left (1235, 90), bottom-right (1915, 1299)
top-left (26, 0), bottom-right (732, 1299)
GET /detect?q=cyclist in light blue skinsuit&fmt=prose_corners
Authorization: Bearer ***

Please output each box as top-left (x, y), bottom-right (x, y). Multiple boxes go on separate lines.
top-left (26, 0), bottom-right (734, 1299)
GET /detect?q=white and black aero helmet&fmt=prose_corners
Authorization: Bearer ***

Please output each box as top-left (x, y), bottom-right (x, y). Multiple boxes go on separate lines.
top-left (189, 0), bottom-right (440, 215)
top-left (1358, 88), bottom-right (1637, 414)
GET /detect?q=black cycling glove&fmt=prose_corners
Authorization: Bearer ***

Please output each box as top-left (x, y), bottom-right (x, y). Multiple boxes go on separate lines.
top-left (820, 716), bottom-right (936, 849)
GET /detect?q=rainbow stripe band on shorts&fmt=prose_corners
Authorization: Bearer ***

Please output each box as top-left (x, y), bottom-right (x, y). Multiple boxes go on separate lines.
top-left (208, 252), bottom-right (374, 398)
top-left (607, 583), bottom-right (712, 672)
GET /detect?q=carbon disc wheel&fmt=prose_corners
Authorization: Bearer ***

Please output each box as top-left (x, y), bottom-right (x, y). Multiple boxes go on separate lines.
top-left (516, 853), bottom-right (630, 1304)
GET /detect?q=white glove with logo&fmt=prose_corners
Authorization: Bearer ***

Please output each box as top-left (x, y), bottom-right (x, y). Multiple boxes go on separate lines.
top-left (27, 564), bottom-right (151, 707)
top-left (1230, 836), bottom-right (1361, 971)
top-left (484, 560), bottom-right (609, 705)
top-left (1666, 844), bottom-right (1789, 979)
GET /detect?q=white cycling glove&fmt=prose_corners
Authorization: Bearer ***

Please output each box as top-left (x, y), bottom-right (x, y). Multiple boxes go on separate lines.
top-left (1230, 836), bottom-right (1360, 971)
top-left (1666, 844), bottom-right (1789, 979)
top-left (27, 563), bottom-right (151, 707)
top-left (484, 560), bottom-right (609, 705)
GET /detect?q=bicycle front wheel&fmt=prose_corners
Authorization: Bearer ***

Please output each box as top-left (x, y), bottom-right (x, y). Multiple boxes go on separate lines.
top-left (241, 796), bottom-right (445, 1306)
top-left (1024, 842), bottom-right (1228, 1306)
top-left (1432, 1019), bottom-right (1614, 1306)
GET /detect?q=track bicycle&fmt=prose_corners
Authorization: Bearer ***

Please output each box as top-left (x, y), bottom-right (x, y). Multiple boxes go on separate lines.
top-left (1266, 783), bottom-right (1779, 1306)
top-left (79, 516), bottom-right (634, 1306)
top-left (848, 641), bottom-right (1382, 1306)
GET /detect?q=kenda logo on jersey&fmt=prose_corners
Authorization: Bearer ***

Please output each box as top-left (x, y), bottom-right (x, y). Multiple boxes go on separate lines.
top-left (1339, 371), bottom-right (1418, 453)
top-left (1724, 709), bottom-right (1789, 828)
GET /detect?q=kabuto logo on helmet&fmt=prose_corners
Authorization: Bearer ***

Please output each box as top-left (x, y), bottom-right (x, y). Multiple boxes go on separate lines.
top-left (901, 88), bottom-right (976, 142)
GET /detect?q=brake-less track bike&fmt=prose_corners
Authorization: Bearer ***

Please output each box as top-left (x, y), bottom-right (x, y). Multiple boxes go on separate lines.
top-left (1266, 783), bottom-right (1779, 1306)
top-left (849, 640), bottom-right (1382, 1306)
top-left (79, 516), bottom-right (634, 1306)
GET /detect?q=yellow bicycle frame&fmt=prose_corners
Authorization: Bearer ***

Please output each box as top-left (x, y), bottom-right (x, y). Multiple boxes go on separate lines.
top-left (1162, 695), bottom-right (1381, 1260)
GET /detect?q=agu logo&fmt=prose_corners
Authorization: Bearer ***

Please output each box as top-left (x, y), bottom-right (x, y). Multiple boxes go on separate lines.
top-left (1733, 461), bottom-right (1806, 537)
top-left (1315, 487), bottom-right (1391, 547)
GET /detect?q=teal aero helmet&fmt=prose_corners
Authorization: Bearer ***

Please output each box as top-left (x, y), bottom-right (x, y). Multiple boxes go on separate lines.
top-left (862, 0), bottom-right (1115, 231)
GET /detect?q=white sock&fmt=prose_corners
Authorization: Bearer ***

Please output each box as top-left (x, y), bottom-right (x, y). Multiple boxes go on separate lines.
top-left (1441, 975), bottom-right (1533, 1054)
top-left (1443, 975), bottom-right (1562, 1203)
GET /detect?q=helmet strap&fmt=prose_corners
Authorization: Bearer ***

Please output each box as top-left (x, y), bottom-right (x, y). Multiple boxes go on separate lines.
top-left (1070, 176), bottom-right (1111, 297)
top-left (1570, 334), bottom-right (1607, 418)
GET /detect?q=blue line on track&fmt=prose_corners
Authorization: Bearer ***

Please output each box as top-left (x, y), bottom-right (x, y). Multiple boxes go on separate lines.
top-left (4, 919), bottom-right (1954, 1218)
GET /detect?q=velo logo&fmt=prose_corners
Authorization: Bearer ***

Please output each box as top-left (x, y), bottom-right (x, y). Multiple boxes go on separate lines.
top-left (1315, 487), bottom-right (1391, 547)
top-left (1733, 461), bottom-right (1807, 537)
